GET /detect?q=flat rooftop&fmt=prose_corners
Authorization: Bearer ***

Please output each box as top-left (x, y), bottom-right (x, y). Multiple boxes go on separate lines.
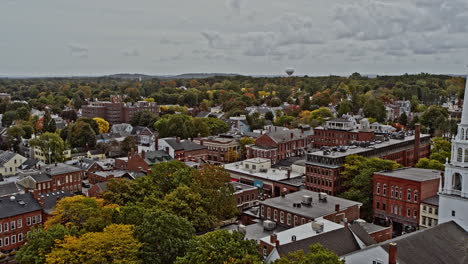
top-left (376, 168), bottom-right (440, 182)
top-left (307, 134), bottom-right (430, 159)
top-left (225, 162), bottom-right (303, 183)
top-left (230, 181), bottom-right (258, 193)
top-left (422, 195), bottom-right (439, 206)
top-left (261, 190), bottom-right (362, 220)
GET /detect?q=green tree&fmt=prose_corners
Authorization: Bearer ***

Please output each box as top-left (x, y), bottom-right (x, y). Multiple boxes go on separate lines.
top-left (6, 126), bottom-right (25, 151)
top-left (117, 207), bottom-right (195, 264)
top-left (301, 95), bottom-right (312, 111)
top-left (340, 155), bottom-right (401, 220)
top-left (175, 230), bottom-right (262, 264)
top-left (274, 244), bottom-right (344, 264)
top-left (415, 158), bottom-right (445, 171)
top-left (265, 111), bottom-right (274, 121)
top-left (337, 100), bottom-right (352, 117)
top-left (363, 97), bottom-right (386, 122)
top-left (77, 117), bottom-right (99, 134)
top-left (42, 112), bottom-right (57, 133)
top-left (398, 112), bottom-right (408, 126)
top-left (239, 137), bottom-right (255, 158)
top-left (16, 224), bottom-right (78, 264)
top-left (419, 106), bottom-right (448, 134)
top-left (68, 120), bottom-right (97, 148)
top-left (121, 136), bottom-right (137, 154)
top-left (2, 110), bottom-right (17, 127)
top-left (29, 132), bottom-right (66, 163)
top-left (130, 110), bottom-right (159, 127)
top-left (21, 124), bottom-right (34, 139)
top-left (203, 117), bottom-right (229, 135)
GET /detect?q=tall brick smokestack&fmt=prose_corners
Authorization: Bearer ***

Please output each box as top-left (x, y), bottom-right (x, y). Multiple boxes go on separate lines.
top-left (414, 123), bottom-right (420, 165)
top-left (388, 243), bottom-right (397, 264)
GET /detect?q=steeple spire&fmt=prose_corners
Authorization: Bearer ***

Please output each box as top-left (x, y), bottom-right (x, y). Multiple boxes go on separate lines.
top-left (461, 66), bottom-right (468, 125)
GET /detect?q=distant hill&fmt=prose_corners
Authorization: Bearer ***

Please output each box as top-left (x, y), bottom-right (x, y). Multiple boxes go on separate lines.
top-left (106, 73), bottom-right (242, 80)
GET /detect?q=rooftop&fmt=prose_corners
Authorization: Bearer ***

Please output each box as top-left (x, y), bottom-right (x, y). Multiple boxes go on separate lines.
top-left (376, 168), bottom-right (440, 182)
top-left (422, 195), bottom-right (439, 206)
top-left (43, 163), bottom-right (83, 176)
top-left (260, 190), bottom-right (362, 220)
top-left (0, 193), bottom-right (42, 218)
top-left (162, 138), bottom-right (207, 151)
top-left (225, 161), bottom-right (303, 183)
top-left (0, 182), bottom-right (22, 197)
top-left (41, 190), bottom-right (74, 214)
top-left (230, 181), bottom-right (258, 193)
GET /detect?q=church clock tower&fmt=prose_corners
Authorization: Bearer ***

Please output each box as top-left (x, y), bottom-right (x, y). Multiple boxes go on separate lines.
top-left (439, 70), bottom-right (468, 231)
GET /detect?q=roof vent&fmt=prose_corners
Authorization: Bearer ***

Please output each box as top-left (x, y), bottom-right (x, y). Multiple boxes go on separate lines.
top-left (291, 235), bottom-right (297, 242)
top-left (318, 192), bottom-right (328, 202)
top-left (263, 220), bottom-right (276, 231)
top-left (301, 195), bottom-right (312, 205)
top-left (10, 196), bottom-right (15, 202)
top-left (18, 200), bottom-right (26, 206)
top-left (312, 221), bottom-right (324, 233)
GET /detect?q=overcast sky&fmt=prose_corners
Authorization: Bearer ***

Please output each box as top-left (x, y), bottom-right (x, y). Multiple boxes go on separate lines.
top-left (1, 0), bottom-right (467, 77)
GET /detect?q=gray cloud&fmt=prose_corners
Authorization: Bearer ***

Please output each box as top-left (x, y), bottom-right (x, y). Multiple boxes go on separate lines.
top-left (226, 0), bottom-right (242, 15)
top-left (122, 48), bottom-right (139, 57)
top-left (67, 44), bottom-right (88, 59)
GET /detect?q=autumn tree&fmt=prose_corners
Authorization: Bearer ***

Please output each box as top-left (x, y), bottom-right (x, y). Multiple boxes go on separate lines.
top-left (29, 132), bottom-right (66, 163)
top-left (45, 224), bottom-right (141, 264)
top-left (239, 137), bottom-right (255, 158)
top-left (93, 117), bottom-right (110, 134)
top-left (175, 230), bottom-right (262, 264)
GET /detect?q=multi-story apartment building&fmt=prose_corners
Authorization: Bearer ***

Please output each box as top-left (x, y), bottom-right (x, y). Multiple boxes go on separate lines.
top-left (246, 128), bottom-right (313, 164)
top-left (230, 182), bottom-right (260, 210)
top-left (313, 118), bottom-right (374, 148)
top-left (0, 194), bottom-right (43, 252)
top-left (17, 164), bottom-right (84, 194)
top-left (305, 125), bottom-right (430, 195)
top-left (419, 195), bottom-right (439, 229)
top-left (81, 95), bottom-right (158, 125)
top-left (373, 168), bottom-right (440, 234)
top-left (193, 136), bottom-right (241, 164)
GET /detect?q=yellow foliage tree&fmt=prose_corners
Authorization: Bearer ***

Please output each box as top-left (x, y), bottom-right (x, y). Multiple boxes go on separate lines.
top-left (46, 224), bottom-right (142, 264)
top-left (93, 117), bottom-right (110, 134)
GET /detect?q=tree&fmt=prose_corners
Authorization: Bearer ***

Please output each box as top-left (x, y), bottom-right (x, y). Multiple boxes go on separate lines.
top-left (77, 117), bottom-right (99, 134)
top-left (29, 133), bottom-right (66, 163)
top-left (16, 224), bottom-right (78, 264)
top-left (2, 110), bottom-right (17, 127)
top-left (363, 97), bottom-right (386, 122)
top-left (6, 126), bottom-right (25, 151)
top-left (301, 95), bottom-right (312, 111)
top-left (340, 155), bottom-right (401, 220)
top-left (42, 112), bottom-right (57, 133)
top-left (415, 158), bottom-right (445, 171)
top-left (130, 110), bottom-right (158, 127)
top-left (45, 196), bottom-right (116, 232)
top-left (102, 178), bottom-right (139, 206)
top-left (239, 137), bottom-right (255, 158)
top-left (175, 230), bottom-right (262, 264)
top-left (46, 224), bottom-right (142, 264)
top-left (21, 124), bottom-right (34, 139)
top-left (61, 110), bottom-right (78, 122)
top-left (419, 106), bottom-right (449, 134)
top-left (68, 120), bottom-right (97, 148)
top-left (117, 207), bottom-right (195, 264)
top-left (121, 136), bottom-right (137, 154)
top-left (398, 112), bottom-right (408, 127)
top-left (274, 244), bottom-right (344, 264)
top-left (265, 111), bottom-right (274, 121)
top-left (225, 149), bottom-right (240, 163)
top-left (93, 117), bottom-right (110, 134)
top-left (203, 117), bottom-right (229, 135)
top-left (337, 100), bottom-right (352, 117)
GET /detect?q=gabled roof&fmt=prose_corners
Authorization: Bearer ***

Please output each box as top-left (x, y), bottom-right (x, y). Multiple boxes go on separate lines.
top-left (0, 151), bottom-right (19, 166)
top-left (132, 126), bottom-right (154, 135)
top-left (162, 138), bottom-right (207, 151)
top-left (0, 182), bottom-right (22, 197)
top-left (41, 190), bottom-right (74, 214)
top-left (264, 129), bottom-right (307, 144)
top-left (144, 150), bottom-right (172, 164)
top-left (0, 193), bottom-right (42, 218)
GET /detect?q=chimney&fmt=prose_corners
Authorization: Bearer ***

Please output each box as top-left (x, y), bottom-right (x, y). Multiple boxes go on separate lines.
top-left (388, 243), bottom-right (397, 264)
top-left (32, 190), bottom-right (45, 207)
top-left (154, 135), bottom-right (159, 151)
top-left (414, 123), bottom-right (420, 165)
top-left (275, 239), bottom-right (280, 248)
top-left (270, 234), bottom-right (277, 244)
top-left (176, 137), bottom-right (181, 143)
top-left (141, 150), bottom-right (145, 159)
top-left (287, 169), bottom-right (291, 179)
top-left (335, 204), bottom-right (340, 212)
top-left (200, 140), bottom-right (204, 146)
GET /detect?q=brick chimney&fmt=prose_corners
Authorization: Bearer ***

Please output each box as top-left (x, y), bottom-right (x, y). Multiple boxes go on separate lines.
top-left (270, 233), bottom-right (277, 244)
top-left (414, 123), bottom-right (420, 165)
top-left (32, 190), bottom-right (45, 207)
top-left (176, 137), bottom-right (181, 143)
top-left (141, 150), bottom-right (145, 159)
top-left (287, 169), bottom-right (291, 179)
top-left (335, 204), bottom-right (340, 212)
top-left (275, 239), bottom-right (280, 248)
top-left (388, 243), bottom-right (397, 264)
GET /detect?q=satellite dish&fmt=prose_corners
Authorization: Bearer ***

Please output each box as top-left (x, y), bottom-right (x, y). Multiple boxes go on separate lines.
top-left (285, 68), bottom-right (295, 76)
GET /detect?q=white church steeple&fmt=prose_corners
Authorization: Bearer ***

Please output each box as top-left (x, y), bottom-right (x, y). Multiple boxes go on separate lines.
top-left (439, 67), bottom-right (468, 231)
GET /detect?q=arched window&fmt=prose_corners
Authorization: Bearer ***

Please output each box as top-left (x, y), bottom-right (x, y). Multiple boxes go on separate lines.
top-left (453, 173), bottom-right (462, 191)
top-left (457, 148), bottom-right (463, 162)
top-left (464, 149), bottom-right (468, 162)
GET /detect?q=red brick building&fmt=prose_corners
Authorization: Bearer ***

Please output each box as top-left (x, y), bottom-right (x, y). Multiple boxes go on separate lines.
top-left (230, 182), bottom-right (260, 210)
top-left (0, 193), bottom-right (43, 252)
top-left (87, 170), bottom-right (133, 184)
top-left (305, 127), bottom-right (430, 196)
top-left (115, 150), bottom-right (172, 173)
top-left (88, 182), bottom-right (108, 198)
top-left (82, 95), bottom-right (159, 125)
top-left (246, 128), bottom-right (313, 164)
top-left (313, 118), bottom-right (375, 148)
top-left (259, 190), bottom-right (362, 228)
top-left (158, 138), bottom-right (208, 162)
top-left (17, 164), bottom-right (84, 194)
top-left (373, 168), bottom-right (440, 235)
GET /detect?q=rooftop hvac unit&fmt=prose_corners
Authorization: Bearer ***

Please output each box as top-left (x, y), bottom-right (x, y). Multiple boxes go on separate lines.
top-left (301, 195), bottom-right (312, 205)
top-left (237, 224), bottom-right (247, 234)
top-left (319, 192), bottom-right (328, 202)
top-left (312, 221), bottom-right (324, 233)
top-left (263, 220), bottom-right (276, 231)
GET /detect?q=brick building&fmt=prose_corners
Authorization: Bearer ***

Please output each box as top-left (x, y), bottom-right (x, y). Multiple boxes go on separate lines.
top-left (224, 158), bottom-right (303, 198)
top-left (313, 118), bottom-right (375, 148)
top-left (87, 170), bottom-right (133, 184)
top-left (158, 138), bottom-right (208, 162)
top-left (115, 150), bottom-right (172, 173)
top-left (88, 182), bottom-right (108, 198)
top-left (0, 194), bottom-right (43, 252)
top-left (373, 168), bottom-right (440, 234)
top-left (17, 164), bottom-right (84, 194)
top-left (81, 95), bottom-right (158, 125)
top-left (193, 136), bottom-right (241, 164)
top-left (230, 182), bottom-right (260, 210)
top-left (305, 128), bottom-right (430, 196)
top-left (246, 128), bottom-right (313, 164)
top-left (259, 190), bottom-right (362, 228)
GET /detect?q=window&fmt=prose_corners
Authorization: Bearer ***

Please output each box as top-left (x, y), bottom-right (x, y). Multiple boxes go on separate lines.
top-left (27, 217), bottom-right (31, 226)
top-left (414, 191), bottom-right (418, 202)
top-left (294, 216), bottom-right (298, 226)
top-left (10, 221), bottom-right (15, 230)
top-left (452, 210), bottom-right (456, 217)
top-left (382, 203), bottom-right (386, 210)
top-left (0, 237), bottom-right (2, 247)
top-left (0, 222), bottom-right (2, 233)
top-left (287, 214), bottom-right (291, 225)
top-left (435, 208), bottom-right (438, 215)
top-left (465, 149), bottom-right (468, 162)
top-left (267, 207), bottom-right (271, 219)
top-left (376, 202), bottom-right (380, 209)
top-left (376, 183), bottom-right (380, 194)
top-left (391, 186), bottom-right (394, 197)
top-left (260, 206), bottom-right (264, 217)
top-left (422, 216), bottom-right (426, 225)
top-left (11, 235), bottom-right (16, 244)
top-left (32, 216), bottom-right (37, 224)
top-left (4, 223), bottom-right (8, 232)
top-left (414, 209), bottom-right (418, 219)
top-left (280, 212), bottom-right (284, 223)
top-left (457, 148), bottom-right (462, 162)
top-left (399, 188), bottom-right (402, 199)
top-left (428, 218), bottom-right (432, 227)
top-left (383, 184), bottom-right (387, 196)
top-left (429, 207), bottom-right (432, 214)
top-left (302, 218), bottom-right (306, 225)
top-left (423, 205), bottom-right (427, 212)
top-left (4, 237), bottom-right (9, 246)
top-left (373, 260), bottom-right (383, 264)
top-left (453, 173), bottom-right (462, 191)
top-left (273, 210), bottom-right (277, 221)
top-left (18, 233), bottom-right (23, 242)
top-left (407, 189), bottom-right (411, 201)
